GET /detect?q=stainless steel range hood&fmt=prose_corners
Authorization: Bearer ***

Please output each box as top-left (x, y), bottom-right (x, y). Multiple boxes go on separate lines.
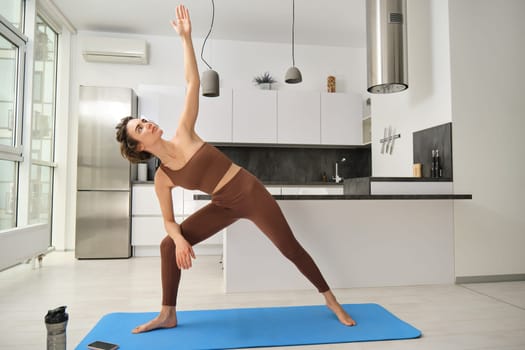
top-left (366, 0), bottom-right (408, 94)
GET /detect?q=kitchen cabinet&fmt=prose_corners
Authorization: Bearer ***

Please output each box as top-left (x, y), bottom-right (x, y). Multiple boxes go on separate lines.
top-left (139, 85), bottom-right (363, 146)
top-left (132, 185), bottom-right (184, 216)
top-left (132, 185), bottom-right (184, 250)
top-left (137, 85), bottom-right (185, 138)
top-left (277, 91), bottom-right (320, 144)
top-left (131, 184), bottom-right (222, 256)
top-left (196, 88), bottom-right (233, 142)
top-left (232, 89), bottom-right (277, 143)
top-left (321, 92), bottom-right (362, 145)
top-left (131, 216), bottom-right (167, 246)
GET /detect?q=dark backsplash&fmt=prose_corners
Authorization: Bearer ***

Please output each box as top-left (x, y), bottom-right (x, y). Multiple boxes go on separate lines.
top-left (413, 122), bottom-right (453, 179)
top-left (216, 145), bottom-right (371, 183)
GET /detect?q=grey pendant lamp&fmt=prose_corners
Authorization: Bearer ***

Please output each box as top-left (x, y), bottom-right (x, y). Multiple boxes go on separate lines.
top-left (201, 0), bottom-right (219, 97)
top-left (285, 0), bottom-right (302, 84)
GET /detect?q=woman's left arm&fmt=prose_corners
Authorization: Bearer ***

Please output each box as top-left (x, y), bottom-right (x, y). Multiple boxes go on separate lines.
top-left (172, 5), bottom-right (200, 134)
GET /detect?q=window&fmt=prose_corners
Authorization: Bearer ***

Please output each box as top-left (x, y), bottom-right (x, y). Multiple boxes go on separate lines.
top-left (0, 160), bottom-right (17, 229)
top-left (0, 33), bottom-right (21, 149)
top-left (0, 1), bottom-right (25, 231)
top-left (29, 15), bottom-right (58, 224)
top-left (0, 0), bottom-right (25, 32)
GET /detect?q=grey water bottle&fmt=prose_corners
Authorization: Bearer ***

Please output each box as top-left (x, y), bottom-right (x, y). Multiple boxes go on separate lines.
top-left (45, 306), bottom-right (69, 350)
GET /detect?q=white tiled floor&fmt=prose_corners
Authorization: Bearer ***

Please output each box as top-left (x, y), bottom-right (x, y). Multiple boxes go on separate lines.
top-left (1, 252), bottom-right (524, 349)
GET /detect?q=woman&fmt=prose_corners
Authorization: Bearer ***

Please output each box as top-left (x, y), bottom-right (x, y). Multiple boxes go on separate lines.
top-left (115, 4), bottom-right (356, 333)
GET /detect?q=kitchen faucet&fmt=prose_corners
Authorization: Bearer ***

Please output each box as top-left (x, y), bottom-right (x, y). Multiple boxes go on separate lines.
top-left (333, 157), bottom-right (347, 183)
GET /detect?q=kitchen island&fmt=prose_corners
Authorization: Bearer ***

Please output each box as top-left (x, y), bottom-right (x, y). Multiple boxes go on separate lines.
top-left (193, 193), bottom-right (471, 292)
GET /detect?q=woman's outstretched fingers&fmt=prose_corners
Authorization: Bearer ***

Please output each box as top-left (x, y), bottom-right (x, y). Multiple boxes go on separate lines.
top-left (176, 4), bottom-right (189, 21)
top-left (171, 4), bottom-right (191, 36)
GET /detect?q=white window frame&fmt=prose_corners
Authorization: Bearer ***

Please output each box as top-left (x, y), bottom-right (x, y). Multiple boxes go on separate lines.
top-left (0, 14), bottom-right (27, 162)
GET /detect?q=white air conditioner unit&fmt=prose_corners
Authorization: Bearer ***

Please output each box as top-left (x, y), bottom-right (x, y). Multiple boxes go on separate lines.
top-left (82, 36), bottom-right (149, 64)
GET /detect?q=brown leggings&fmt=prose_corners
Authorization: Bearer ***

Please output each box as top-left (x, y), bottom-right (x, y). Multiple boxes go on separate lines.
top-left (160, 168), bottom-right (330, 306)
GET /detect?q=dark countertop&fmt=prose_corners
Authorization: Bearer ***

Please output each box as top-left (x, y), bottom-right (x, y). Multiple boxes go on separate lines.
top-left (132, 181), bottom-right (471, 200)
top-left (194, 194), bottom-right (472, 200)
top-left (134, 178), bottom-right (450, 185)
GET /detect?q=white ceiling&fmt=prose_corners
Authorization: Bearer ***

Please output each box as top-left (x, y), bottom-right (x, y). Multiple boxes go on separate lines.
top-left (51, 0), bottom-right (366, 48)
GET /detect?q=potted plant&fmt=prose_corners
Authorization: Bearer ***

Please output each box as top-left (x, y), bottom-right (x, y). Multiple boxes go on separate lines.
top-left (253, 72), bottom-right (277, 90)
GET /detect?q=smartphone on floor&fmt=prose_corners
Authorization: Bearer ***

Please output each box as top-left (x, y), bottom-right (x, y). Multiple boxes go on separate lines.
top-left (87, 340), bottom-right (119, 350)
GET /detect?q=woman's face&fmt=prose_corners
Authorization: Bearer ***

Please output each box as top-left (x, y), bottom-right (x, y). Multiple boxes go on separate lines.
top-left (126, 117), bottom-right (162, 151)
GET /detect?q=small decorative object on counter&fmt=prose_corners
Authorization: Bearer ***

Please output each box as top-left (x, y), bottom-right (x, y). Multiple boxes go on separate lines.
top-left (253, 72), bottom-right (277, 90)
top-left (412, 163), bottom-right (422, 178)
top-left (321, 172), bottom-right (328, 182)
top-left (45, 306), bottom-right (68, 350)
top-left (431, 150), bottom-right (435, 178)
top-left (431, 149), bottom-right (442, 178)
top-left (435, 149), bottom-right (442, 177)
top-left (327, 76), bottom-right (336, 93)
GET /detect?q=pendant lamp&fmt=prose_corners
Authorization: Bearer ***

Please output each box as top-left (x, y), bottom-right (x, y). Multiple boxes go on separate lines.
top-left (201, 0), bottom-right (219, 97)
top-left (285, 0), bottom-right (302, 84)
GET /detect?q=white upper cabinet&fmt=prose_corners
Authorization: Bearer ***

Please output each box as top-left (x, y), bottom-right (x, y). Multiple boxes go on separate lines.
top-left (138, 86), bottom-right (363, 146)
top-left (196, 88), bottom-right (233, 142)
top-left (137, 85), bottom-right (185, 139)
top-left (277, 91), bottom-right (321, 144)
top-left (321, 92), bottom-right (362, 145)
top-left (232, 90), bottom-right (277, 143)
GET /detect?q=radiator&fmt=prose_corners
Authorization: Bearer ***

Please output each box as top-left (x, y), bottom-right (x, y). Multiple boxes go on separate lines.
top-left (0, 224), bottom-right (51, 271)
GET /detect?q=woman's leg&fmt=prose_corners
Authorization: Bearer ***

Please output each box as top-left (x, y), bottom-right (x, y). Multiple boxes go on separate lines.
top-left (132, 202), bottom-right (237, 333)
top-left (161, 202), bottom-right (238, 306)
top-left (239, 176), bottom-right (328, 292)
top-left (241, 175), bottom-right (356, 326)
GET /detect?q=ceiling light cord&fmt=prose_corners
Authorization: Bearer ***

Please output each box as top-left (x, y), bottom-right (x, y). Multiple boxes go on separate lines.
top-left (291, 0), bottom-right (295, 67)
top-left (201, 0), bottom-right (215, 70)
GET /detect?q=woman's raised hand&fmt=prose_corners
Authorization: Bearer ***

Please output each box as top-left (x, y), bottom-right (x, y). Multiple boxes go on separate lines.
top-left (171, 4), bottom-right (192, 37)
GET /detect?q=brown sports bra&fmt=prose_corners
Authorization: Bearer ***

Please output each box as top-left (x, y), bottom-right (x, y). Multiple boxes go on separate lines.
top-left (159, 143), bottom-right (233, 194)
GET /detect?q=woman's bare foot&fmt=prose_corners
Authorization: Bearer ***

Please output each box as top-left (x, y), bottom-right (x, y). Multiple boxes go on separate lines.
top-left (323, 290), bottom-right (356, 326)
top-left (132, 306), bottom-right (178, 334)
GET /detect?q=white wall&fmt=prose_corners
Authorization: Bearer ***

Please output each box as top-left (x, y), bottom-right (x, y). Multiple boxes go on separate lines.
top-left (449, 0), bottom-right (525, 277)
top-left (73, 32), bottom-right (367, 93)
top-left (370, 0), bottom-right (453, 177)
top-left (62, 32), bottom-right (367, 249)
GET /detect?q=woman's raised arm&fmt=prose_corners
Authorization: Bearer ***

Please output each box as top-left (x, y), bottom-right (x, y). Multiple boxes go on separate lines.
top-left (172, 4), bottom-right (200, 134)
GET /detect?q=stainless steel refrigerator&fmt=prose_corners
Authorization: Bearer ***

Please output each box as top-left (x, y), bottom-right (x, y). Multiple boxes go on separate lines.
top-left (75, 86), bottom-right (136, 259)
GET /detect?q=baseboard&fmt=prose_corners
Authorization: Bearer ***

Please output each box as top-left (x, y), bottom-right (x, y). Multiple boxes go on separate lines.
top-left (456, 274), bottom-right (525, 284)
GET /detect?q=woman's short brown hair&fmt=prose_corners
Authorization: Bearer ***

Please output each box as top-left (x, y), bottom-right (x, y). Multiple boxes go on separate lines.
top-left (115, 116), bottom-right (153, 163)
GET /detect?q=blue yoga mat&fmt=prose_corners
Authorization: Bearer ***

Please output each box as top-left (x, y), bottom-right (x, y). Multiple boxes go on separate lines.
top-left (76, 303), bottom-right (421, 349)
